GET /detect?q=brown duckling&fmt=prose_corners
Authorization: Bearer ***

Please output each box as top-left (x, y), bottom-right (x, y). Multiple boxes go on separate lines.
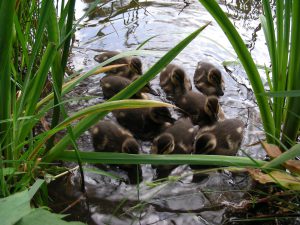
top-left (159, 64), bottom-right (192, 97)
top-left (193, 62), bottom-right (225, 97)
top-left (94, 51), bottom-right (142, 80)
top-left (91, 120), bottom-right (142, 184)
top-left (152, 118), bottom-right (196, 155)
top-left (175, 91), bottom-right (221, 126)
top-left (193, 119), bottom-right (244, 156)
top-left (151, 118), bottom-right (197, 179)
top-left (113, 107), bottom-right (175, 140)
top-left (191, 119), bottom-right (244, 182)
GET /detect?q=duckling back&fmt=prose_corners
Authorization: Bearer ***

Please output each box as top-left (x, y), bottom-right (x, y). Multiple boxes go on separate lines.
top-left (159, 64), bottom-right (192, 98)
top-left (100, 75), bottom-right (152, 99)
top-left (100, 76), bottom-right (131, 99)
top-left (151, 118), bottom-right (197, 179)
top-left (157, 117), bottom-right (196, 154)
top-left (175, 91), bottom-right (220, 126)
top-left (91, 120), bottom-right (138, 153)
top-left (113, 107), bottom-right (174, 140)
top-left (194, 62), bottom-right (224, 97)
top-left (91, 120), bottom-right (142, 184)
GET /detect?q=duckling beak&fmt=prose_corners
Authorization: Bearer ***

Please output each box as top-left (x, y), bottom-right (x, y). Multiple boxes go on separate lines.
top-left (94, 54), bottom-right (105, 63)
top-left (217, 88), bottom-right (224, 96)
top-left (145, 84), bottom-right (159, 96)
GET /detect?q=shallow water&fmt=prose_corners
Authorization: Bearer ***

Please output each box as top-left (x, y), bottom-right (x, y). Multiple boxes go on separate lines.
top-left (62, 0), bottom-right (272, 224)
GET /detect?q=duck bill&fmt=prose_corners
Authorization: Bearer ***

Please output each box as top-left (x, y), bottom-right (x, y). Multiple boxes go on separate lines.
top-left (216, 88), bottom-right (224, 96)
top-left (143, 84), bottom-right (159, 96)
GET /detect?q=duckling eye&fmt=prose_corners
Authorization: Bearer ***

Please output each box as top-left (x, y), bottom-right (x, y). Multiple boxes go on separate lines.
top-left (212, 74), bottom-right (221, 84)
top-left (209, 69), bottom-right (222, 85)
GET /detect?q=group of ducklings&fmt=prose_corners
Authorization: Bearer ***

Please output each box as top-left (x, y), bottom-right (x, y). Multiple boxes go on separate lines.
top-left (91, 51), bottom-right (245, 183)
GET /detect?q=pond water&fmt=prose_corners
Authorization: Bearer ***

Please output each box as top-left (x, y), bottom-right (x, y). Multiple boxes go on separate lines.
top-left (59, 0), bottom-right (273, 224)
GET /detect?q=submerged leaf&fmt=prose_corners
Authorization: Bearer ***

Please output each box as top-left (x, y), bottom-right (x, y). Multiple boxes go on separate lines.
top-left (261, 142), bottom-right (282, 158)
top-left (249, 169), bottom-right (300, 190)
top-left (262, 142), bottom-right (300, 174)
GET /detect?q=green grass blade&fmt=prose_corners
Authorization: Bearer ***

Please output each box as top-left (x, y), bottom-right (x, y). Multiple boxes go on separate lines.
top-left (17, 0), bottom-right (52, 117)
top-left (58, 151), bottom-right (267, 167)
top-left (28, 179), bottom-right (44, 199)
top-left (46, 2), bottom-right (64, 150)
top-left (43, 24), bottom-right (209, 163)
top-left (0, 0), bottom-right (16, 155)
top-left (18, 43), bottom-right (57, 142)
top-left (14, 14), bottom-right (29, 67)
top-left (264, 90), bottom-right (300, 97)
top-left (261, 0), bottom-right (278, 89)
top-left (263, 143), bottom-right (300, 169)
top-left (198, 0), bottom-right (275, 143)
top-left (60, 0), bottom-right (75, 70)
top-left (282, 1), bottom-right (300, 146)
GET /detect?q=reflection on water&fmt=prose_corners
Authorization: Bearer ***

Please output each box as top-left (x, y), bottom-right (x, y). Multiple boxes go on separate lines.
top-left (64, 0), bottom-right (271, 224)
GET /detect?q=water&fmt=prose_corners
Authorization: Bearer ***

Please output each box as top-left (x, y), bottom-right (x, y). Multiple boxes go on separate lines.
top-left (60, 1), bottom-right (272, 224)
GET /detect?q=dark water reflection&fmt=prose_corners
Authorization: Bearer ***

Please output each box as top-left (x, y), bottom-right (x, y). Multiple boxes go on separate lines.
top-left (64, 0), bottom-right (271, 224)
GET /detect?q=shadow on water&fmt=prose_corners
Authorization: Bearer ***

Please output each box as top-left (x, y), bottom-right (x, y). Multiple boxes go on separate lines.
top-left (50, 1), bottom-right (279, 224)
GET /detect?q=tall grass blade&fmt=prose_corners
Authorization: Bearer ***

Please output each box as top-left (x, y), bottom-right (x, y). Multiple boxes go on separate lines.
top-left (263, 143), bottom-right (300, 169)
top-left (46, 2), bottom-right (64, 151)
top-left (282, 1), bottom-right (300, 146)
top-left (0, 0), bottom-right (16, 156)
top-left (59, 151), bottom-right (267, 167)
top-left (17, 0), bottom-right (52, 117)
top-left (18, 43), bottom-right (57, 142)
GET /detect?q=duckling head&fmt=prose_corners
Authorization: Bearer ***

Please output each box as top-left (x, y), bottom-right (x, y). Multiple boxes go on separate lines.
top-left (194, 133), bottom-right (217, 154)
top-left (170, 68), bottom-right (187, 93)
top-left (207, 68), bottom-right (224, 96)
top-left (152, 133), bottom-right (175, 154)
top-left (203, 96), bottom-right (220, 124)
top-left (130, 57), bottom-right (143, 75)
top-left (150, 107), bottom-right (175, 124)
top-left (122, 137), bottom-right (140, 154)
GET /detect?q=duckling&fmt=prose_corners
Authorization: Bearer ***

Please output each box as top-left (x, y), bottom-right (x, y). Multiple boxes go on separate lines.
top-left (151, 118), bottom-right (197, 179)
top-left (175, 91), bottom-right (220, 126)
top-left (91, 120), bottom-right (142, 184)
top-left (113, 107), bottom-right (175, 140)
top-left (152, 118), bottom-right (196, 155)
top-left (159, 64), bottom-right (192, 97)
top-left (193, 119), bottom-right (244, 156)
top-left (94, 51), bottom-right (142, 80)
top-left (191, 119), bottom-right (244, 182)
top-left (193, 62), bottom-right (225, 97)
